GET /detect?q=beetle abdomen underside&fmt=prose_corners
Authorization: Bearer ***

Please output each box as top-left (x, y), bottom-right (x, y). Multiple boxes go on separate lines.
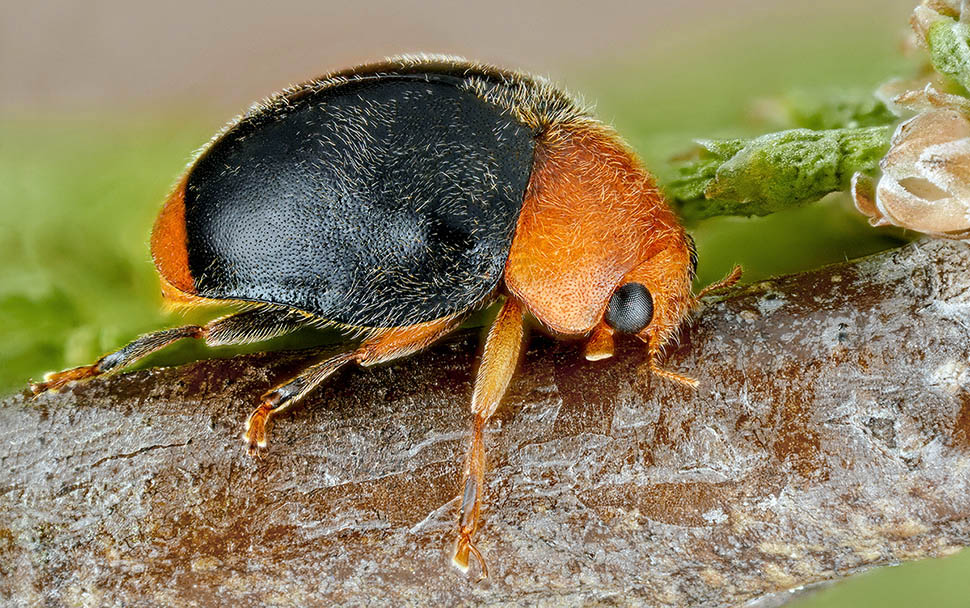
top-left (183, 74), bottom-right (536, 328)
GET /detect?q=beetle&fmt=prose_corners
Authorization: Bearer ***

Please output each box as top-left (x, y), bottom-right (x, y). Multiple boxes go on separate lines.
top-left (30, 54), bottom-right (741, 577)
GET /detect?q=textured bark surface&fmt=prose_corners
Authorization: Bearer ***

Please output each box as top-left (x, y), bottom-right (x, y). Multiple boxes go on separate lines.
top-left (3, 238), bottom-right (970, 607)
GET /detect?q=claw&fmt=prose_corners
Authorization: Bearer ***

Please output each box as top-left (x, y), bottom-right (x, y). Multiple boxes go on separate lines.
top-left (242, 402), bottom-right (273, 459)
top-left (247, 443), bottom-right (265, 460)
top-left (453, 533), bottom-right (488, 580)
top-left (452, 545), bottom-right (469, 573)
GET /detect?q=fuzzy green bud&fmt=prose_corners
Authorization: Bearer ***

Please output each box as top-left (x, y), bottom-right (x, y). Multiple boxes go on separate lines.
top-left (926, 18), bottom-right (970, 92)
top-left (667, 127), bottom-right (892, 219)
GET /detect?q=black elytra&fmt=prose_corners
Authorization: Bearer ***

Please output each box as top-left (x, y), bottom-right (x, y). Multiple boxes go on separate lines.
top-left (605, 283), bottom-right (654, 334)
top-left (183, 68), bottom-right (538, 328)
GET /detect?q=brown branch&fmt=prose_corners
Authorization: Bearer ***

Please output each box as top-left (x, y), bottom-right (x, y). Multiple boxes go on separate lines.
top-left (3, 238), bottom-right (970, 607)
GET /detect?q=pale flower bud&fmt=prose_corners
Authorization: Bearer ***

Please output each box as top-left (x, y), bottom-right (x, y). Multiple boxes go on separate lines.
top-left (875, 78), bottom-right (959, 116)
top-left (852, 105), bottom-right (970, 238)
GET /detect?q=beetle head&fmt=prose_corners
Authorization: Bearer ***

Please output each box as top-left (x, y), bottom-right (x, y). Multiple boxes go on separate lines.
top-left (584, 232), bottom-right (697, 361)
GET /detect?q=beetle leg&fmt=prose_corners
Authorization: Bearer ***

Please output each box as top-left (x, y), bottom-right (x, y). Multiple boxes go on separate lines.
top-left (243, 351), bottom-right (355, 457)
top-left (696, 265), bottom-right (743, 299)
top-left (644, 331), bottom-right (698, 389)
top-left (453, 297), bottom-right (526, 578)
top-left (30, 326), bottom-right (205, 394)
top-left (243, 315), bottom-right (461, 456)
top-left (630, 264), bottom-right (742, 391)
top-left (30, 307), bottom-right (309, 394)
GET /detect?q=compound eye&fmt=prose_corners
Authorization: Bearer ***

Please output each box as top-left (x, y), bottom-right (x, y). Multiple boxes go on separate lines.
top-left (605, 283), bottom-right (654, 334)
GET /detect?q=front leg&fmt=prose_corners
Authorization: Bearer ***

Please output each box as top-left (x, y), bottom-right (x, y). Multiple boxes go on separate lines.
top-left (639, 263), bottom-right (742, 389)
top-left (645, 331), bottom-right (698, 388)
top-left (453, 296), bottom-right (526, 578)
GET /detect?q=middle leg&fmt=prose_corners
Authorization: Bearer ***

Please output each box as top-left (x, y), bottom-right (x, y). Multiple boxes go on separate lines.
top-left (242, 314), bottom-right (463, 455)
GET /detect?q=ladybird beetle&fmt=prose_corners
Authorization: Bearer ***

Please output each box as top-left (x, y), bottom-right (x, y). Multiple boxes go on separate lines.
top-left (31, 54), bottom-right (741, 576)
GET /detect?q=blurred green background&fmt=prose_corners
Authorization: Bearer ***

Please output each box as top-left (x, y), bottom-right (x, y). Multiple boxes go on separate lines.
top-left (1, 1), bottom-right (966, 605)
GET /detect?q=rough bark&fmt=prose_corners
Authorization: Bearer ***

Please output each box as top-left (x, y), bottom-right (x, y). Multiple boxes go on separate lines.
top-left (3, 238), bottom-right (970, 607)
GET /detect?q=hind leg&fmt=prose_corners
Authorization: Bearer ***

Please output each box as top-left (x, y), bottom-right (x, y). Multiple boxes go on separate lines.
top-left (242, 315), bottom-right (462, 456)
top-left (31, 307), bottom-right (310, 394)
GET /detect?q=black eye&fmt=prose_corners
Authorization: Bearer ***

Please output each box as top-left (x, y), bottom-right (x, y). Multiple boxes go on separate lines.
top-left (605, 283), bottom-right (653, 334)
